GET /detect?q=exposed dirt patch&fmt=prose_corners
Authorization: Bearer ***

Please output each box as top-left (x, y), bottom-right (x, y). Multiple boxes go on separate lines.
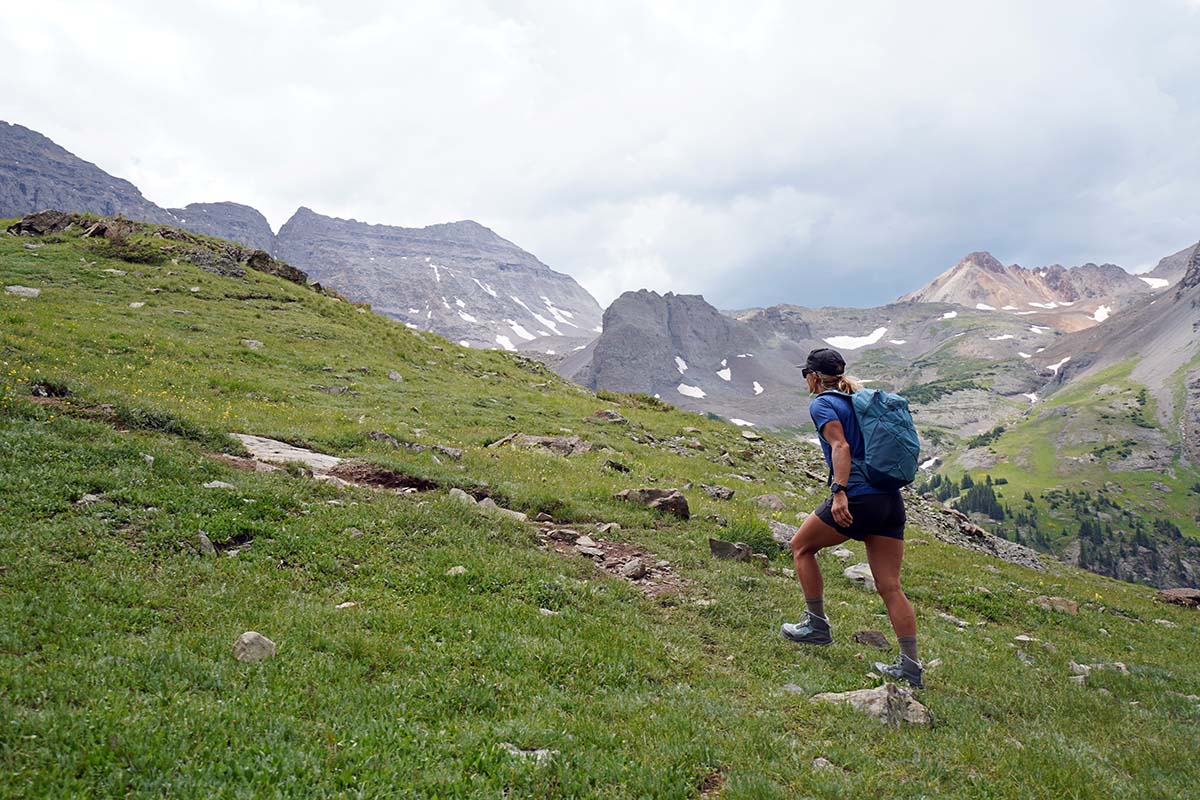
top-left (536, 521), bottom-right (691, 598)
top-left (327, 461), bottom-right (439, 492)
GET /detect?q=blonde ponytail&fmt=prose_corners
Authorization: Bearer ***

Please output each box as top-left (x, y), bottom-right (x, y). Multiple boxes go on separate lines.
top-left (814, 372), bottom-right (862, 394)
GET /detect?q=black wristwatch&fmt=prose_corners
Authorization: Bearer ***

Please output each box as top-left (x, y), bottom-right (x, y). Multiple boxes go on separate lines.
top-left (830, 482), bottom-right (846, 495)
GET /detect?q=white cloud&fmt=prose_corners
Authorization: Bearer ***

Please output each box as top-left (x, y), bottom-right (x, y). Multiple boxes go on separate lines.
top-left (2, 1), bottom-right (1199, 308)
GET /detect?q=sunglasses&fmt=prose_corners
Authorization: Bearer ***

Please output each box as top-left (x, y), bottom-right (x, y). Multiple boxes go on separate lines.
top-left (801, 368), bottom-right (813, 377)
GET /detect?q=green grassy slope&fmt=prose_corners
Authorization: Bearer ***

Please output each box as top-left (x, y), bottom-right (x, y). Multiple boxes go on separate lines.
top-left (3, 221), bottom-right (1199, 798)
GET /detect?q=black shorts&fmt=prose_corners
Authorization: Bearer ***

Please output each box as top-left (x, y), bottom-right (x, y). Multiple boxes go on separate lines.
top-left (814, 491), bottom-right (906, 541)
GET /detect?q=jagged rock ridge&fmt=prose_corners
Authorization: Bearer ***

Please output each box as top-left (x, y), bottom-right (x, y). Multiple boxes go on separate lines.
top-left (166, 202), bottom-right (276, 254)
top-left (0, 121), bottom-right (175, 225)
top-left (274, 207), bottom-right (602, 350)
top-left (900, 250), bottom-right (1158, 330)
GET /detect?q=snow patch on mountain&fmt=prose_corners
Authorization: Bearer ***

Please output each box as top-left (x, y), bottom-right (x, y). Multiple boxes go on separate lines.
top-left (717, 367), bottom-right (732, 381)
top-left (942, 311), bottom-right (958, 320)
top-left (675, 356), bottom-right (688, 374)
top-left (753, 381), bottom-right (764, 395)
top-left (824, 327), bottom-right (888, 350)
top-left (1091, 305), bottom-right (1111, 322)
top-left (1139, 276), bottom-right (1170, 289)
top-left (677, 383), bottom-right (706, 399)
top-left (495, 335), bottom-right (516, 352)
top-left (988, 334), bottom-right (1015, 341)
top-left (1047, 356), bottom-right (1071, 375)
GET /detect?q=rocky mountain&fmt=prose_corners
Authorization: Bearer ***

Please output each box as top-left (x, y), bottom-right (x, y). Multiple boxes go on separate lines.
top-left (0, 121), bottom-right (175, 225)
top-left (899, 251), bottom-right (1159, 331)
top-left (1, 121), bottom-right (605, 352)
top-left (560, 289), bottom-right (1056, 436)
top-left (274, 207), bottom-right (602, 350)
top-left (561, 290), bottom-right (809, 427)
top-left (1144, 240), bottom-right (1200, 287)
top-left (165, 201), bottom-right (276, 253)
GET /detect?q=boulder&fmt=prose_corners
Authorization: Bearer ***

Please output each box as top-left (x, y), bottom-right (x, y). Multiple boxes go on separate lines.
top-left (767, 519), bottom-right (796, 547)
top-left (448, 487), bottom-right (476, 505)
top-left (1031, 595), bottom-right (1079, 615)
top-left (614, 487), bottom-right (690, 519)
top-left (387, 370), bottom-right (404, 382)
top-left (701, 484), bottom-right (735, 501)
top-left (1157, 588), bottom-right (1200, 608)
top-left (241, 339), bottom-right (264, 350)
top-left (232, 631), bottom-right (276, 662)
top-left (742, 431), bottom-right (763, 441)
top-left (751, 493), bottom-right (785, 510)
top-left (593, 409), bottom-right (628, 424)
top-left (844, 563), bottom-right (876, 592)
top-left (830, 547), bottom-right (853, 559)
top-left (7, 209), bottom-right (76, 236)
top-left (4, 285), bottom-right (40, 298)
top-left (810, 683), bottom-right (931, 726)
top-left (709, 538), bottom-right (752, 562)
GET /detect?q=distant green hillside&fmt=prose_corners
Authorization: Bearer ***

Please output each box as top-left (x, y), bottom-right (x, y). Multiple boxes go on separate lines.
top-left (918, 360), bottom-right (1200, 588)
top-left (2, 217), bottom-right (1199, 798)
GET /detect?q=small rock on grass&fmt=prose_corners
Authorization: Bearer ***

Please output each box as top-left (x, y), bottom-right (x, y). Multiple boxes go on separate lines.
top-left (539, 608), bottom-right (559, 617)
top-left (938, 612), bottom-right (969, 628)
top-left (387, 370), bottom-right (404, 382)
top-left (830, 547), bottom-right (853, 559)
top-left (852, 630), bottom-right (891, 650)
top-left (596, 522), bottom-right (621, 535)
top-left (620, 558), bottom-right (648, 580)
top-left (196, 531), bottom-right (217, 557)
top-left (448, 487), bottom-right (476, 505)
top-left (810, 683), bottom-right (930, 726)
top-left (843, 563), bottom-right (876, 592)
top-left (336, 601), bottom-right (357, 609)
top-left (203, 480), bottom-right (236, 490)
top-left (812, 757), bottom-right (838, 771)
top-left (241, 339), bottom-right (264, 350)
top-left (500, 742), bottom-right (556, 765)
top-left (446, 565), bottom-right (468, 576)
top-left (1031, 595), bottom-right (1078, 615)
top-left (752, 493), bottom-right (785, 510)
top-left (5, 285), bottom-right (41, 298)
top-left (232, 631), bottom-right (276, 662)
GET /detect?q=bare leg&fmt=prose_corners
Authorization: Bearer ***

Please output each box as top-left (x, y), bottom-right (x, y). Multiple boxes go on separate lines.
top-left (790, 513), bottom-right (849, 603)
top-left (864, 535), bottom-right (916, 638)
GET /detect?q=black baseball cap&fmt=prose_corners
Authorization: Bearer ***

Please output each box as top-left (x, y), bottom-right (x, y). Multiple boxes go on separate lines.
top-left (801, 348), bottom-right (846, 377)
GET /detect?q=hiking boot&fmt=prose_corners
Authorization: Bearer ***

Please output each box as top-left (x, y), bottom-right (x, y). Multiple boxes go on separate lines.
top-left (781, 612), bottom-right (833, 646)
top-left (874, 654), bottom-right (925, 689)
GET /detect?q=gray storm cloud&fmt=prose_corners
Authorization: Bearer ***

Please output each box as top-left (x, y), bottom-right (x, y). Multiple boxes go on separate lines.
top-left (3, 0), bottom-right (1198, 308)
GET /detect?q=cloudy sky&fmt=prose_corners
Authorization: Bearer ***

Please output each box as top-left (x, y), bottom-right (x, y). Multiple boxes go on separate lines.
top-left (3, 0), bottom-right (1199, 308)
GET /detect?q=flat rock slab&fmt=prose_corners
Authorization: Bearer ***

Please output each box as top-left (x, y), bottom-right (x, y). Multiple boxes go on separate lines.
top-left (614, 487), bottom-right (690, 519)
top-left (1031, 595), bottom-right (1078, 615)
top-left (232, 433), bottom-right (343, 473)
top-left (811, 683), bottom-right (930, 726)
top-left (5, 285), bottom-right (41, 298)
top-left (852, 630), bottom-right (891, 649)
top-left (709, 538), bottom-right (752, 561)
top-left (1157, 588), bottom-right (1200, 608)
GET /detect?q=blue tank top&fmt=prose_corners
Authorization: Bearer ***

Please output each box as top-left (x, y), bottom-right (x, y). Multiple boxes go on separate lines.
top-left (808, 392), bottom-right (891, 497)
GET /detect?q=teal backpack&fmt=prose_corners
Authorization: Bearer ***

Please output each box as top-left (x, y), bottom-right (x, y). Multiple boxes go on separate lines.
top-left (818, 388), bottom-right (921, 491)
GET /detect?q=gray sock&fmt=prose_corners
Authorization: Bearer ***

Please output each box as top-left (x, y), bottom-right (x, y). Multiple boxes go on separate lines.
top-left (805, 598), bottom-right (826, 620)
top-left (898, 635), bottom-right (919, 664)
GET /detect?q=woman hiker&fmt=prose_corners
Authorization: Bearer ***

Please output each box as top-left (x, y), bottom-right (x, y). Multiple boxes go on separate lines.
top-left (780, 347), bottom-right (924, 689)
